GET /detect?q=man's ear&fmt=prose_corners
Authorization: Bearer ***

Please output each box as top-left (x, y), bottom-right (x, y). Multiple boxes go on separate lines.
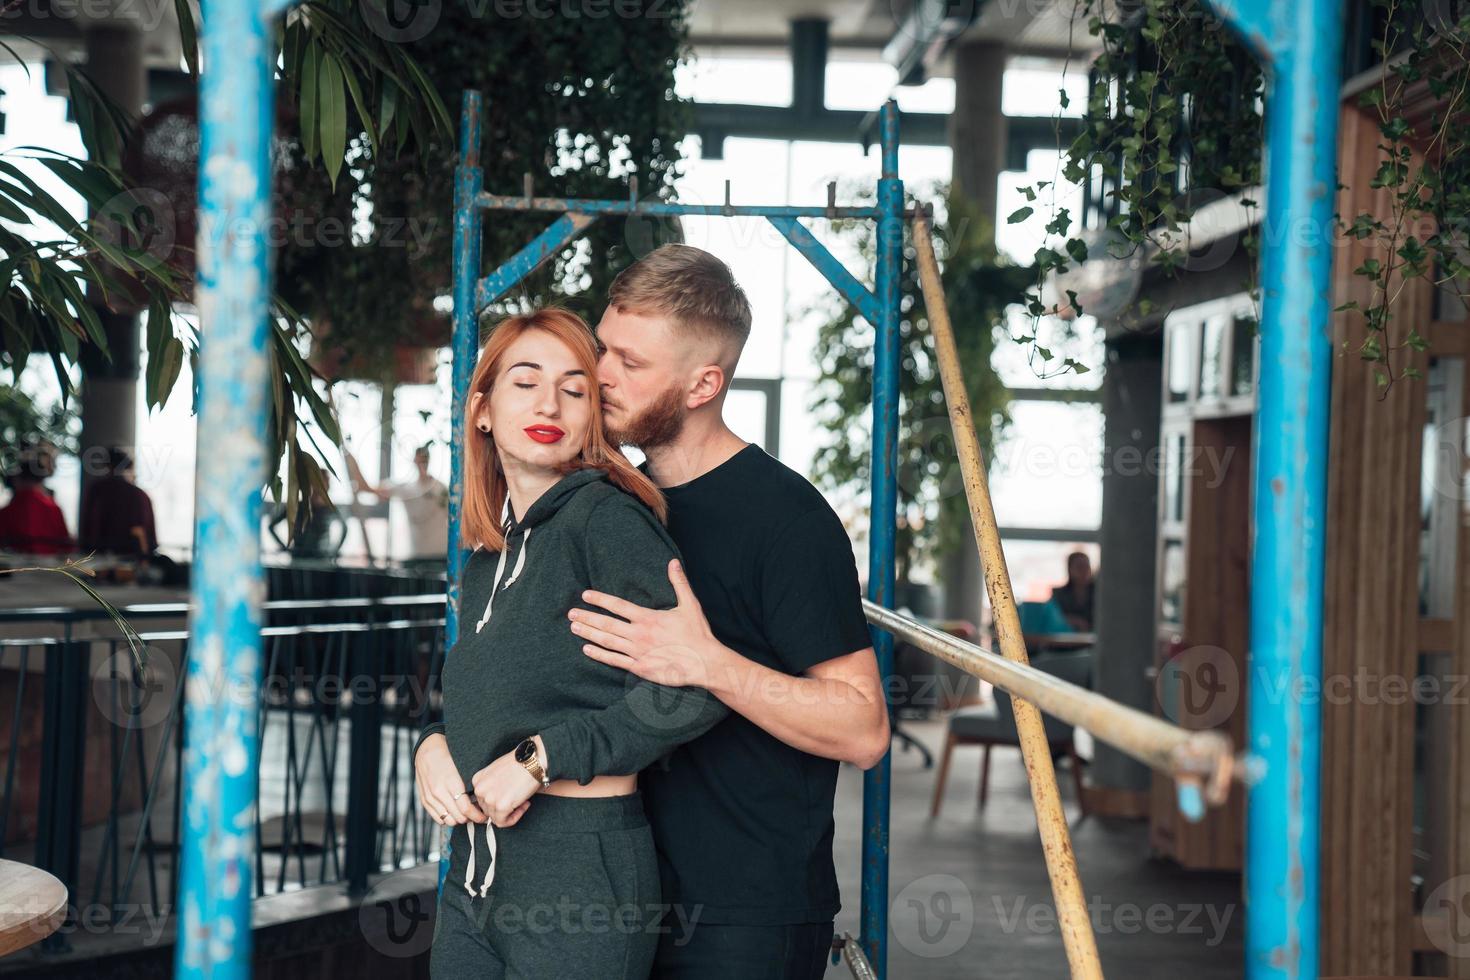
top-left (685, 363), bottom-right (727, 412)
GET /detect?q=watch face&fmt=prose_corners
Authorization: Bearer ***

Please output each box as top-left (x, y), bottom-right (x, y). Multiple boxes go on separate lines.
top-left (514, 739), bottom-right (536, 764)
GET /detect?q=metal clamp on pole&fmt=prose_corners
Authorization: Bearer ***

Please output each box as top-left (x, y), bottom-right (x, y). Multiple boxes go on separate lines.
top-left (831, 932), bottom-right (879, 980)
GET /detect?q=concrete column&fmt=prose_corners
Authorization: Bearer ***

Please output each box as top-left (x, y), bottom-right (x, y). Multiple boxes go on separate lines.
top-left (77, 27), bottom-right (145, 496)
top-left (948, 39), bottom-right (1007, 236)
top-left (1090, 331), bottom-right (1163, 791)
top-left (939, 39), bottom-right (1008, 635)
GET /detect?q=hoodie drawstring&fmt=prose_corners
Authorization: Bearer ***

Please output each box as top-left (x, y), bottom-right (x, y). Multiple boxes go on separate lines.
top-left (463, 822), bottom-right (498, 897)
top-left (474, 502), bottom-right (532, 634)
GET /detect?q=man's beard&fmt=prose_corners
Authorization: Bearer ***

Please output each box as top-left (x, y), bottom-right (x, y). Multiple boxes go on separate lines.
top-left (605, 383), bottom-right (686, 450)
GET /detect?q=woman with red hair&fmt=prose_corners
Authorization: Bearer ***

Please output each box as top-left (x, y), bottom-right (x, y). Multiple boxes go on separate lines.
top-left (412, 308), bottom-right (725, 978)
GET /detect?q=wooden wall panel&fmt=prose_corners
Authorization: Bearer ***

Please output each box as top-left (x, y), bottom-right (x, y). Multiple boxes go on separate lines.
top-left (1156, 414), bottom-right (1251, 870)
top-left (1446, 316), bottom-right (1470, 980)
top-left (1319, 99), bottom-right (1432, 977)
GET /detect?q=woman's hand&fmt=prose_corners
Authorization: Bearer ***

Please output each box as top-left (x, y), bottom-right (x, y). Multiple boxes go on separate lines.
top-left (415, 733), bottom-right (488, 827)
top-left (471, 751), bottom-right (541, 827)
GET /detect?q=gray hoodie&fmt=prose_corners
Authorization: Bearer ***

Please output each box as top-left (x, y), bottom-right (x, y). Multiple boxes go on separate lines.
top-left (413, 466), bottom-right (729, 896)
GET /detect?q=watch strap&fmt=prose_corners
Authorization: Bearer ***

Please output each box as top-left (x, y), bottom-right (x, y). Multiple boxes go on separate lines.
top-left (519, 739), bottom-right (551, 787)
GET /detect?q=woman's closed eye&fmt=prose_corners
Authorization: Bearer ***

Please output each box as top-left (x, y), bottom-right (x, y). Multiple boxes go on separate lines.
top-left (515, 381), bottom-right (584, 397)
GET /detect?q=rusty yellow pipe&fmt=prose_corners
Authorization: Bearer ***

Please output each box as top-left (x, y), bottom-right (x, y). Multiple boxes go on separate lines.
top-left (861, 601), bottom-right (1237, 798)
top-left (911, 208), bottom-right (1104, 980)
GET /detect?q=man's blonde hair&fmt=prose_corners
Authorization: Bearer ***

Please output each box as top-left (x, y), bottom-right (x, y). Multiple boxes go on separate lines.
top-left (607, 244), bottom-right (753, 362)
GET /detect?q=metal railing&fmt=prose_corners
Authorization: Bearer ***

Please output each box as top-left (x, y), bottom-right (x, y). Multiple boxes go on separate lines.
top-left (0, 591), bottom-right (446, 952)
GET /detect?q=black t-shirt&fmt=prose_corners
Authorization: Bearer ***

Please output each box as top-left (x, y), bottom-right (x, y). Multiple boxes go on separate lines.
top-left (638, 443), bottom-right (872, 925)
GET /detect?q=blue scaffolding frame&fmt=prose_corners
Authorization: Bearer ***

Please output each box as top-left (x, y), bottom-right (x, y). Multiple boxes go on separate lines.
top-left (1202, 2), bottom-right (1343, 977)
top-left (439, 88), bottom-right (906, 974)
top-left (180, 0), bottom-right (1341, 974)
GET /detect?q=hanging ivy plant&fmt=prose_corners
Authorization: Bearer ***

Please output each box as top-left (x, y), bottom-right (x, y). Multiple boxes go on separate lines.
top-left (808, 184), bottom-right (1023, 578)
top-left (1015, 0), bottom-right (1469, 396)
top-left (1008, 0), bottom-right (1265, 378)
top-left (1337, 0), bottom-right (1470, 390)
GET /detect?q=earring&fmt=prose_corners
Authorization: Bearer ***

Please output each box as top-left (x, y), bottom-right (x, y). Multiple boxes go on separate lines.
top-left (477, 423), bottom-right (489, 432)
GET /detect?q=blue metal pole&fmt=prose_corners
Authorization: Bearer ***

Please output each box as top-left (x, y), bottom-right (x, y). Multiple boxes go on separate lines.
top-left (1201, 3), bottom-right (1342, 977)
top-left (176, 0), bottom-right (272, 973)
top-left (476, 194), bottom-right (885, 220)
top-left (475, 212), bottom-right (598, 309)
top-left (441, 89), bottom-right (484, 893)
top-left (860, 98), bottom-right (902, 979)
top-left (766, 215), bottom-right (882, 326)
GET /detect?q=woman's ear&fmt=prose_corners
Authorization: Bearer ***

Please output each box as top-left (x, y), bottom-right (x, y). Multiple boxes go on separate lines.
top-left (469, 390), bottom-right (491, 433)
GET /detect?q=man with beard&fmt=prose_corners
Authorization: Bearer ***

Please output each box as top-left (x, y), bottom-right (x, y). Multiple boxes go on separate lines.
top-left (549, 243), bottom-right (891, 978)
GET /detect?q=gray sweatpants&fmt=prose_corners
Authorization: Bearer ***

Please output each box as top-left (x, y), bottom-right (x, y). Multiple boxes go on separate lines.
top-left (429, 792), bottom-right (661, 980)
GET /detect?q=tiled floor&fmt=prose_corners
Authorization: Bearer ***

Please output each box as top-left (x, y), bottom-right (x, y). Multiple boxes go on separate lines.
top-left (5, 713), bottom-right (1244, 979)
top-left (825, 717), bottom-right (1244, 979)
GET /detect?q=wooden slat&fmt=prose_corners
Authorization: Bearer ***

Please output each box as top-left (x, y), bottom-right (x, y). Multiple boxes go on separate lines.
top-left (1155, 414), bottom-right (1250, 870)
top-left (1420, 617), bottom-right (1456, 652)
top-left (1429, 321), bottom-right (1470, 356)
top-left (1451, 318), bottom-right (1470, 980)
top-left (1319, 96), bottom-right (1431, 977)
top-left (1323, 101), bottom-right (1367, 973)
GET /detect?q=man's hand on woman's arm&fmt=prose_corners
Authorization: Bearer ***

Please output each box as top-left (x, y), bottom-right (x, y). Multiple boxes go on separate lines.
top-left (571, 559), bottom-right (891, 769)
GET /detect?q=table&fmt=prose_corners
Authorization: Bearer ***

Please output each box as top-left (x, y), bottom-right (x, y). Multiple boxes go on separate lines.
top-left (0, 860), bottom-right (67, 957)
top-left (1023, 631), bottom-right (1097, 652)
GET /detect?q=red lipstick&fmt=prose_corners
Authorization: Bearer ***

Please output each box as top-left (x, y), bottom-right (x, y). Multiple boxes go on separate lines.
top-left (524, 425), bottom-right (565, 444)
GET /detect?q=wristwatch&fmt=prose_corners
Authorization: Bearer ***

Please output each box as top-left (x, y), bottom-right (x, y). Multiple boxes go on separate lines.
top-left (515, 737), bottom-right (550, 788)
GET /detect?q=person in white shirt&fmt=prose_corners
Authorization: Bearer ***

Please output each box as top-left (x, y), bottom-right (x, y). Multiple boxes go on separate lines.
top-left (348, 444), bottom-right (448, 565)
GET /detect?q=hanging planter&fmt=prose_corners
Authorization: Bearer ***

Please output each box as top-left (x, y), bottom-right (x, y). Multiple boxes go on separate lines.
top-left (113, 95), bottom-right (302, 315)
top-left (307, 311), bottom-right (441, 385)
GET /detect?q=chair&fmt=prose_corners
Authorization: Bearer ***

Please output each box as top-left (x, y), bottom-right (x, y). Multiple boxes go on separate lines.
top-left (929, 647), bottom-right (1094, 818)
top-left (1018, 598), bottom-right (1073, 636)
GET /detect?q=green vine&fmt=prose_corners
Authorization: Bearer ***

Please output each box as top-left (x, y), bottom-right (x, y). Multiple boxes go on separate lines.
top-left (1010, 0), bottom-right (1265, 375)
top-left (274, 1), bottom-right (694, 378)
top-left (808, 185), bottom-right (1022, 579)
top-left (1015, 0), bottom-right (1470, 395)
top-left (1337, 0), bottom-right (1470, 391)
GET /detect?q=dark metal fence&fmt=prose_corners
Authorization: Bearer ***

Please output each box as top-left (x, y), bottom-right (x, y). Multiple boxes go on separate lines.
top-left (0, 573), bottom-right (448, 949)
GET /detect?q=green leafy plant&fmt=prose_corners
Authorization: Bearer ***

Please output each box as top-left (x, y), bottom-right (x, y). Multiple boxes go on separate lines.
top-left (808, 185), bottom-right (1021, 580)
top-left (274, 0), bottom-right (694, 378)
top-left (1336, 0), bottom-right (1470, 390)
top-left (1009, 0), bottom-right (1265, 376)
top-left (0, 383), bottom-right (77, 464)
top-left (1017, 0), bottom-right (1468, 396)
top-left (0, 0), bottom-right (694, 538)
top-left (0, 8), bottom-right (451, 535)
top-left (0, 558), bottom-right (149, 672)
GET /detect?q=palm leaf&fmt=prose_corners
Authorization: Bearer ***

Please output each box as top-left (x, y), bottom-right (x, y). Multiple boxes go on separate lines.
top-left (0, 563), bottom-right (148, 674)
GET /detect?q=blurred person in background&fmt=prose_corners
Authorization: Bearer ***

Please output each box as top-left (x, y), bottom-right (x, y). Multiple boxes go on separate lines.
top-left (347, 442), bottom-right (448, 568)
top-left (0, 442), bottom-right (73, 556)
top-left (79, 447), bottom-right (157, 557)
top-left (1050, 550), bottom-right (1096, 632)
